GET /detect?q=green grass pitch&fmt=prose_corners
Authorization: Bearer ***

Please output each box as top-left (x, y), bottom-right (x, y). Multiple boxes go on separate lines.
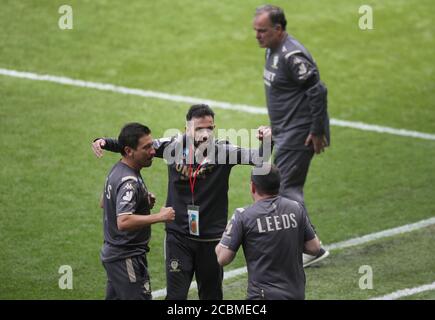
top-left (0, 0), bottom-right (434, 299)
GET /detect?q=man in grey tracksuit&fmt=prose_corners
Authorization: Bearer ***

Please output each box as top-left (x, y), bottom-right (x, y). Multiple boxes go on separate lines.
top-left (253, 5), bottom-right (330, 266)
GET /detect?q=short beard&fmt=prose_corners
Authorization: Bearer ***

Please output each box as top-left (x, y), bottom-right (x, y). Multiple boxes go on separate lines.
top-left (194, 139), bottom-right (209, 148)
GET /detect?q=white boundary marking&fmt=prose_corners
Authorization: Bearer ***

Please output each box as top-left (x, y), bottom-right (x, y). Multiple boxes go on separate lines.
top-left (324, 217), bottom-right (435, 251)
top-left (1, 68), bottom-right (434, 298)
top-left (370, 282), bottom-right (435, 300)
top-left (152, 217), bottom-right (435, 298)
top-left (1, 68), bottom-right (435, 141)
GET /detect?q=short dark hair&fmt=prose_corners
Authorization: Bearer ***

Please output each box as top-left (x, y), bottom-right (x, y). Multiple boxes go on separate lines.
top-left (251, 164), bottom-right (281, 195)
top-left (118, 122), bottom-right (151, 156)
top-left (186, 104), bottom-right (215, 121)
top-left (255, 4), bottom-right (287, 31)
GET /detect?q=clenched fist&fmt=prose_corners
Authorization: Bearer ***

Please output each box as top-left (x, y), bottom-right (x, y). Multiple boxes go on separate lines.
top-left (158, 207), bottom-right (175, 223)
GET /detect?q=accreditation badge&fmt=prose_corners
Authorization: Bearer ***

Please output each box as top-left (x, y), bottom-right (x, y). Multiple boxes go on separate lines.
top-left (187, 205), bottom-right (200, 236)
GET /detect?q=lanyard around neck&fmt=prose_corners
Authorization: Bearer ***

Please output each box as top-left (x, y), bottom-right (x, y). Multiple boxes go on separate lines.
top-left (188, 146), bottom-right (207, 205)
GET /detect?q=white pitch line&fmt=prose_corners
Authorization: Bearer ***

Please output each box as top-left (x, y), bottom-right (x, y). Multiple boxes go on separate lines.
top-left (370, 281), bottom-right (435, 300)
top-left (153, 217), bottom-right (435, 298)
top-left (1, 68), bottom-right (435, 141)
top-left (2, 67), bottom-right (434, 298)
top-left (152, 216), bottom-right (435, 298)
top-left (324, 216), bottom-right (435, 251)
top-left (152, 267), bottom-right (249, 299)
top-left (330, 119), bottom-right (435, 141)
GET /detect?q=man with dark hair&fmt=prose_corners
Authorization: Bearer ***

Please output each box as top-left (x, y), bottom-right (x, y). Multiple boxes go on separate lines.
top-left (186, 103), bottom-right (215, 122)
top-left (216, 165), bottom-right (320, 300)
top-left (117, 123), bottom-right (151, 156)
top-left (253, 4), bottom-right (330, 266)
top-left (101, 122), bottom-right (175, 300)
top-left (92, 105), bottom-right (271, 300)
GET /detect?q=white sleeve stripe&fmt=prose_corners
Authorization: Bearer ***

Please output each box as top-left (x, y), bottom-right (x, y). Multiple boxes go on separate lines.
top-left (121, 176), bottom-right (138, 182)
top-left (236, 207), bottom-right (245, 214)
top-left (284, 50), bottom-right (302, 60)
top-left (158, 137), bottom-right (172, 143)
top-left (117, 212), bottom-right (133, 216)
top-left (218, 243), bottom-right (229, 249)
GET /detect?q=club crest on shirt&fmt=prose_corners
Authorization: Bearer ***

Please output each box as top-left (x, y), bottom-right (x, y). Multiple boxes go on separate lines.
top-left (293, 56), bottom-right (308, 75)
top-left (122, 191), bottom-right (133, 202)
top-left (271, 55), bottom-right (279, 69)
top-left (169, 259), bottom-right (181, 272)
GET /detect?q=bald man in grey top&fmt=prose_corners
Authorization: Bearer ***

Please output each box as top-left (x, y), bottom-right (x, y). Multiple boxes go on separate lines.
top-left (216, 165), bottom-right (320, 300)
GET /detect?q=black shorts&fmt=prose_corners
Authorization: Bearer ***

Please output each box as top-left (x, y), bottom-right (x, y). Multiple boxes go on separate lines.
top-left (165, 231), bottom-right (223, 300)
top-left (102, 255), bottom-right (152, 300)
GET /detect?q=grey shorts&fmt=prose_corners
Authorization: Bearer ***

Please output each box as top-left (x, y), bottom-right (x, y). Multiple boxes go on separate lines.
top-left (102, 255), bottom-right (152, 300)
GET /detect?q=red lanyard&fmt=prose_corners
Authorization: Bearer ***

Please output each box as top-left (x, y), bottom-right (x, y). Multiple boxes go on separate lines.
top-left (188, 146), bottom-right (205, 205)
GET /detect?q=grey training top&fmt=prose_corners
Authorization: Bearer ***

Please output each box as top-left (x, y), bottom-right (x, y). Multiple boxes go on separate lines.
top-left (219, 196), bottom-right (315, 300)
top-left (103, 135), bottom-right (269, 240)
top-left (264, 34), bottom-right (330, 150)
top-left (101, 161), bottom-right (151, 262)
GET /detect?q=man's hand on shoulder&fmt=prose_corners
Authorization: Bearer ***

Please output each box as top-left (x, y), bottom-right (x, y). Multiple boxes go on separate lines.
top-left (92, 138), bottom-right (106, 158)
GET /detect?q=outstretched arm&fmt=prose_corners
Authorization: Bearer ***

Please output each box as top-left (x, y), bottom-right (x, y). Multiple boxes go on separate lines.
top-left (91, 137), bottom-right (174, 158)
top-left (91, 138), bottom-right (122, 157)
top-left (224, 126), bottom-right (273, 166)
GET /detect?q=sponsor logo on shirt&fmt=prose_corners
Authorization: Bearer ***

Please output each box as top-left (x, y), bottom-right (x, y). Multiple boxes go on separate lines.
top-left (263, 69), bottom-right (276, 82)
top-left (264, 69), bottom-right (276, 87)
top-left (122, 191), bottom-right (133, 202)
top-left (123, 183), bottom-right (134, 190)
top-left (271, 55), bottom-right (279, 69)
top-left (174, 163), bottom-right (215, 181)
